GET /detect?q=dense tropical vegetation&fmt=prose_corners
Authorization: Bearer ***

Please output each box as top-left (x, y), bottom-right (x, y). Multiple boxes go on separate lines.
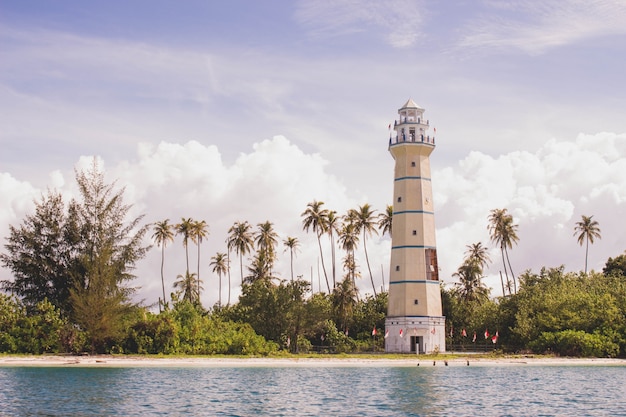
top-left (1, 164), bottom-right (625, 357)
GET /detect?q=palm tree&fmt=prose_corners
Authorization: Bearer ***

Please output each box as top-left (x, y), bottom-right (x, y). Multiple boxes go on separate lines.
top-left (452, 260), bottom-right (489, 304)
top-left (176, 217), bottom-right (194, 277)
top-left (173, 271), bottom-right (200, 304)
top-left (151, 219), bottom-right (174, 311)
top-left (283, 237), bottom-right (300, 281)
top-left (192, 219), bottom-right (209, 301)
top-left (245, 251), bottom-right (272, 285)
top-left (574, 215), bottom-right (602, 274)
top-left (301, 200), bottom-right (331, 293)
top-left (210, 252), bottom-right (228, 308)
top-left (465, 242), bottom-right (491, 273)
top-left (326, 211), bottom-right (340, 289)
top-left (254, 221), bottom-right (279, 276)
top-left (338, 219), bottom-right (360, 294)
top-left (332, 277), bottom-right (358, 333)
top-left (349, 204), bottom-right (378, 296)
top-left (377, 205), bottom-right (393, 237)
top-left (488, 208), bottom-right (519, 295)
top-left (227, 221), bottom-right (254, 285)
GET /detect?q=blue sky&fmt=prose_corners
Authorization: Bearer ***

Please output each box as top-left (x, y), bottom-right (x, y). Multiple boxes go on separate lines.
top-left (1, 0), bottom-right (625, 306)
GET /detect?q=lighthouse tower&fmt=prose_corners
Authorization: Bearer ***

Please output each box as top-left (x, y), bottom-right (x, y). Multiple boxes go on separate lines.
top-left (385, 99), bottom-right (446, 354)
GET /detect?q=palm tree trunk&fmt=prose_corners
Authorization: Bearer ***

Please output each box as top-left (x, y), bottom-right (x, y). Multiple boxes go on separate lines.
top-left (584, 236), bottom-right (589, 274)
top-left (227, 252), bottom-right (232, 306)
top-left (331, 234), bottom-right (336, 289)
top-left (363, 233), bottom-right (377, 296)
top-left (317, 233), bottom-right (331, 293)
top-left (240, 254), bottom-right (244, 285)
top-left (160, 244), bottom-right (166, 310)
top-left (499, 270), bottom-right (506, 298)
top-left (218, 272), bottom-right (222, 307)
top-left (504, 247), bottom-right (516, 294)
top-left (290, 249), bottom-right (294, 282)
top-left (500, 246), bottom-right (510, 295)
top-left (197, 242), bottom-right (201, 303)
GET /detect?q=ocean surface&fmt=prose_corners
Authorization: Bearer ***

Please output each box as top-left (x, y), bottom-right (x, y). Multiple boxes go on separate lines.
top-left (1, 365), bottom-right (625, 416)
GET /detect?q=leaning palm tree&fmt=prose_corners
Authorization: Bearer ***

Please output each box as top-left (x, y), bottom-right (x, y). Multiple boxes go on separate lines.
top-left (152, 219), bottom-right (174, 311)
top-left (173, 271), bottom-right (200, 304)
top-left (378, 205), bottom-right (393, 237)
top-left (283, 237), bottom-right (300, 281)
top-left (488, 208), bottom-right (519, 295)
top-left (210, 252), bottom-right (228, 308)
top-left (227, 221), bottom-right (254, 285)
top-left (176, 217), bottom-right (195, 277)
top-left (192, 219), bottom-right (209, 300)
top-left (301, 200), bottom-right (331, 293)
top-left (574, 215), bottom-right (602, 274)
top-left (349, 204), bottom-right (378, 296)
top-left (254, 221), bottom-right (279, 277)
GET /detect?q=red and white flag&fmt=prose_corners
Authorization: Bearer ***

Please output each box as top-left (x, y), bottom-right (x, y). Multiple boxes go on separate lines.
top-left (462, 329), bottom-right (467, 337)
top-left (384, 329), bottom-right (389, 339)
top-left (372, 327), bottom-right (377, 336)
top-left (484, 329), bottom-right (490, 339)
top-left (492, 335), bottom-right (498, 344)
top-left (472, 332), bottom-right (477, 343)
top-left (399, 329), bottom-right (404, 338)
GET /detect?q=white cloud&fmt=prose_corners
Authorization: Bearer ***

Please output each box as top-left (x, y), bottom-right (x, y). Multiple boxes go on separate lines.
top-left (1, 132), bottom-right (624, 306)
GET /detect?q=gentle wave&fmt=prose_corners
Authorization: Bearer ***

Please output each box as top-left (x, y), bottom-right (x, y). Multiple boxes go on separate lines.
top-left (1, 366), bottom-right (625, 416)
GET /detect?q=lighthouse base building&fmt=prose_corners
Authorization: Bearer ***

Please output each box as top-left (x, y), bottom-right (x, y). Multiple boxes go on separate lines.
top-left (384, 99), bottom-right (446, 354)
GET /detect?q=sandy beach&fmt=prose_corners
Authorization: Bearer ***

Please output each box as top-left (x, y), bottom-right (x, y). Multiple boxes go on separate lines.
top-left (1, 355), bottom-right (625, 368)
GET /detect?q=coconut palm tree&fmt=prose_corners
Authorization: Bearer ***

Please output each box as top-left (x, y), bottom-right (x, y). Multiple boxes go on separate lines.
top-left (326, 210), bottom-right (340, 289)
top-left (227, 221), bottom-right (254, 285)
top-left (452, 260), bottom-right (489, 304)
top-left (465, 242), bottom-right (491, 273)
top-left (574, 215), bottom-right (602, 274)
top-left (173, 271), bottom-right (200, 304)
top-left (378, 205), bottom-right (393, 237)
top-left (349, 204), bottom-right (378, 296)
top-left (338, 219), bottom-right (360, 295)
top-left (255, 221), bottom-right (279, 276)
top-left (210, 252), bottom-right (228, 308)
top-left (192, 219), bottom-right (209, 301)
top-left (176, 217), bottom-right (194, 277)
top-left (301, 200), bottom-right (331, 293)
top-left (151, 219), bottom-right (174, 311)
top-left (488, 208), bottom-right (519, 295)
top-left (332, 276), bottom-right (358, 334)
top-left (283, 236), bottom-right (300, 281)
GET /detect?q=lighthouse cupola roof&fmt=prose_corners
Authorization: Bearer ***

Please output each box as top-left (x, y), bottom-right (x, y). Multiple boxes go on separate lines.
top-left (399, 98), bottom-right (423, 111)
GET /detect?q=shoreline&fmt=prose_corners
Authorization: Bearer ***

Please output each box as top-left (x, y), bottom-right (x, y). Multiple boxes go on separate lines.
top-left (1, 355), bottom-right (625, 368)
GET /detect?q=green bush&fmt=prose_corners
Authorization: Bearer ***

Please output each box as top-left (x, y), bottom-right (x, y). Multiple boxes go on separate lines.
top-left (530, 330), bottom-right (619, 357)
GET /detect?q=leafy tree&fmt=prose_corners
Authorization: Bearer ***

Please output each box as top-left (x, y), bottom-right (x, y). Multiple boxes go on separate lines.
top-left (227, 221), bottom-right (254, 285)
top-left (348, 204), bottom-right (378, 296)
top-left (210, 253), bottom-right (228, 308)
top-left (603, 251), bottom-right (626, 278)
top-left (152, 219), bottom-right (175, 311)
top-left (66, 161), bottom-right (149, 352)
top-left (574, 215), bottom-right (602, 273)
top-left (488, 208), bottom-right (519, 295)
top-left (301, 200), bottom-right (331, 293)
top-left (332, 277), bottom-right (358, 334)
top-left (1, 191), bottom-right (77, 315)
top-left (283, 236), bottom-right (300, 281)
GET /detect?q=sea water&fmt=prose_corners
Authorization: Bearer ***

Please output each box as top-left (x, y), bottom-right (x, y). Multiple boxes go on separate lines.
top-left (0, 365), bottom-right (625, 416)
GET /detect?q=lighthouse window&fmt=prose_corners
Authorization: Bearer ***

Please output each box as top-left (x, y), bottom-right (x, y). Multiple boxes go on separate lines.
top-left (412, 230), bottom-right (417, 235)
top-left (395, 265), bottom-right (400, 271)
top-left (411, 162), bottom-right (416, 167)
top-left (414, 299), bottom-right (419, 305)
top-left (397, 197), bottom-right (402, 203)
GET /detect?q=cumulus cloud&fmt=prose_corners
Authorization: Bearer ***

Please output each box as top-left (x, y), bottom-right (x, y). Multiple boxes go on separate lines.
top-left (1, 132), bottom-right (624, 307)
